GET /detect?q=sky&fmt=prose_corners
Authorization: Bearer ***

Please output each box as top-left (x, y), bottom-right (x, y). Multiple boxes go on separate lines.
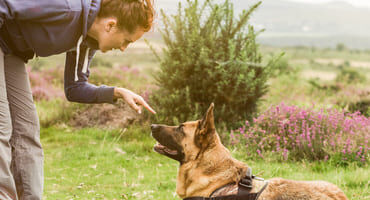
top-left (157, 0), bottom-right (370, 9)
top-left (286, 0), bottom-right (370, 8)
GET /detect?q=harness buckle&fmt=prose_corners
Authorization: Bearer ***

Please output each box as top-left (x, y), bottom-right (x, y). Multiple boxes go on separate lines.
top-left (238, 177), bottom-right (253, 190)
top-left (238, 181), bottom-right (253, 189)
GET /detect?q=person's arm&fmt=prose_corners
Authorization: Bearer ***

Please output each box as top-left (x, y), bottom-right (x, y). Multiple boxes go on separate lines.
top-left (64, 43), bottom-right (156, 114)
top-left (64, 46), bottom-right (116, 104)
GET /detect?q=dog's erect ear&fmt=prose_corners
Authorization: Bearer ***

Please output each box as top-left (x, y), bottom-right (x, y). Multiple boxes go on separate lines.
top-left (195, 103), bottom-right (216, 149)
top-left (199, 103), bottom-right (215, 134)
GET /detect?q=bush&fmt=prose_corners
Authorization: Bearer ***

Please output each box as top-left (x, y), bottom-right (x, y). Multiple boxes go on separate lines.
top-left (335, 67), bottom-right (366, 84)
top-left (348, 98), bottom-right (370, 117)
top-left (336, 43), bottom-right (347, 51)
top-left (308, 78), bottom-right (343, 94)
top-left (231, 103), bottom-right (369, 165)
top-left (149, 0), bottom-right (280, 128)
top-left (270, 55), bottom-right (298, 77)
top-left (334, 85), bottom-right (370, 116)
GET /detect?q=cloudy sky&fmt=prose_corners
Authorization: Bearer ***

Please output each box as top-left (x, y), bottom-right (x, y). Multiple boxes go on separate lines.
top-left (287, 0), bottom-right (370, 7)
top-left (157, 0), bottom-right (370, 9)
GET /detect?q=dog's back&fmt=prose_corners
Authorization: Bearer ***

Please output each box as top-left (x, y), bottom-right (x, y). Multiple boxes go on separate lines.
top-left (259, 178), bottom-right (348, 200)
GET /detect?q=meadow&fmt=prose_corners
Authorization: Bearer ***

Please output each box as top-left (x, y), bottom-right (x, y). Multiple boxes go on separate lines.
top-left (30, 39), bottom-right (369, 199)
top-left (42, 125), bottom-right (368, 200)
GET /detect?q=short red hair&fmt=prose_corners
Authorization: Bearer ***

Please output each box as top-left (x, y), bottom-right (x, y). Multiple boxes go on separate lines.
top-left (98, 0), bottom-right (154, 33)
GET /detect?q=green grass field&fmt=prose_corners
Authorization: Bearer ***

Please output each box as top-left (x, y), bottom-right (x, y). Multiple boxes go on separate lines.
top-left (42, 125), bottom-right (369, 200)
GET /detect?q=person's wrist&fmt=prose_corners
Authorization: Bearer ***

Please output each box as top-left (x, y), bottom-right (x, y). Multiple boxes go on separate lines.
top-left (114, 87), bottom-right (121, 98)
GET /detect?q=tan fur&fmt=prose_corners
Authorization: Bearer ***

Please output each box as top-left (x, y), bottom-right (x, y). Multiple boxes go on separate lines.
top-left (152, 104), bottom-right (348, 200)
top-left (176, 126), bottom-right (247, 198)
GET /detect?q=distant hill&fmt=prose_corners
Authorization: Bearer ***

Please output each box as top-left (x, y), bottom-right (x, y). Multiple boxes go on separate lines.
top-left (150, 0), bottom-right (370, 49)
top-left (248, 0), bottom-right (370, 49)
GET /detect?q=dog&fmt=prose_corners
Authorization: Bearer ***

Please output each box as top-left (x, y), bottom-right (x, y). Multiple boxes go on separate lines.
top-left (151, 103), bottom-right (348, 200)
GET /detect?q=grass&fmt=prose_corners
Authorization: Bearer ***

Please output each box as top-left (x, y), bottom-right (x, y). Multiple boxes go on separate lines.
top-left (42, 125), bottom-right (369, 200)
top-left (43, 125), bottom-right (179, 200)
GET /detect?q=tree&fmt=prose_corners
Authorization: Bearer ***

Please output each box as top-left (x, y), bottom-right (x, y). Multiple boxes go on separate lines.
top-left (148, 0), bottom-right (280, 129)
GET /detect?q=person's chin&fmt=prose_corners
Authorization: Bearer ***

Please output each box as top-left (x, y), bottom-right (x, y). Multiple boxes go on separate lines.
top-left (101, 49), bottom-right (109, 53)
top-left (101, 47), bottom-right (115, 53)
top-left (99, 46), bottom-right (109, 53)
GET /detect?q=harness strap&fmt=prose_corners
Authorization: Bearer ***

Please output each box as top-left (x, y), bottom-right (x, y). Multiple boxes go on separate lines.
top-left (184, 193), bottom-right (258, 200)
top-left (184, 168), bottom-right (268, 200)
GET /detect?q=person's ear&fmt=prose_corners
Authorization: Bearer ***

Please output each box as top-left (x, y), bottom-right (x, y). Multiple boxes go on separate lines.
top-left (105, 18), bottom-right (118, 33)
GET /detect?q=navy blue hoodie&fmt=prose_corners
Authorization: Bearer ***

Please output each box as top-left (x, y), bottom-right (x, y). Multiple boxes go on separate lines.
top-left (0, 0), bottom-right (115, 104)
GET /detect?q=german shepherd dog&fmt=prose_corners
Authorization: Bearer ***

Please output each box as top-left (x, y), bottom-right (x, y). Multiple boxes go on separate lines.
top-left (151, 103), bottom-right (348, 200)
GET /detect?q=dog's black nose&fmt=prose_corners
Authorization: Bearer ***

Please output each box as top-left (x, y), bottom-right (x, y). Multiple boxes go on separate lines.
top-left (151, 124), bottom-right (160, 132)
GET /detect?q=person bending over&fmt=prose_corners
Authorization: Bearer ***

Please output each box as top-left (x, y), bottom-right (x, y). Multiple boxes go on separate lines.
top-left (0, 0), bottom-right (155, 199)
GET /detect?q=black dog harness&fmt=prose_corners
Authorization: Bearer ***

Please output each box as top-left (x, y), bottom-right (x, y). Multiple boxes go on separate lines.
top-left (184, 168), bottom-right (268, 200)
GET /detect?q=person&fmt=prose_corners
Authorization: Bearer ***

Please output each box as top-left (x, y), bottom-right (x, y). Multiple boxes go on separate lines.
top-left (0, 0), bottom-right (156, 199)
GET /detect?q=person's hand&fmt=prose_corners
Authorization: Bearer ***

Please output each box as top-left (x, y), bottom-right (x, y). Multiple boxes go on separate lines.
top-left (114, 87), bottom-right (156, 114)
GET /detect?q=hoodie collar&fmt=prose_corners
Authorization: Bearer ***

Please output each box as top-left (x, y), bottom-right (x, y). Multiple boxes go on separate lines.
top-left (82, 0), bottom-right (102, 37)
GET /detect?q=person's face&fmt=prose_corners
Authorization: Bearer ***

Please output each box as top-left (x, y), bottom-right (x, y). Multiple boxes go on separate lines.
top-left (98, 19), bottom-right (145, 53)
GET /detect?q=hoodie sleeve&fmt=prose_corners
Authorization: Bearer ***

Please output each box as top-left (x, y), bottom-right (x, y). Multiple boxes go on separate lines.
top-left (64, 42), bottom-right (116, 104)
top-left (0, 0), bottom-right (77, 28)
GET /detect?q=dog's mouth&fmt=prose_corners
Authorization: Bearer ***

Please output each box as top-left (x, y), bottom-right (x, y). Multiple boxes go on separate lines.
top-left (154, 143), bottom-right (178, 155)
top-left (153, 142), bottom-right (184, 162)
top-left (151, 124), bottom-right (185, 162)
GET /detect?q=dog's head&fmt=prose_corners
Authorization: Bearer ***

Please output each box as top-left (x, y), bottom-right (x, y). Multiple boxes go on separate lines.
top-left (151, 103), bottom-right (217, 164)
top-left (152, 103), bottom-right (249, 198)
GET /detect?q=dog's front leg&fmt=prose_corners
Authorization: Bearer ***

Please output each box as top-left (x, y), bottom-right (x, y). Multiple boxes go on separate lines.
top-left (176, 177), bottom-right (186, 198)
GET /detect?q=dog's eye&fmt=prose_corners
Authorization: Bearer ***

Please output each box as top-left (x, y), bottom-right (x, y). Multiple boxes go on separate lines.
top-left (177, 124), bottom-right (184, 132)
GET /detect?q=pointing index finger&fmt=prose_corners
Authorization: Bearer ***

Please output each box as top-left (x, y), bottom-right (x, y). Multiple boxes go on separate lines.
top-left (139, 99), bottom-right (156, 114)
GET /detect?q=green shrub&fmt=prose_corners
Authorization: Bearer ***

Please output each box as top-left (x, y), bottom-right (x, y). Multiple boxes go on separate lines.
top-left (348, 98), bottom-right (370, 117)
top-left (308, 78), bottom-right (342, 94)
top-left (335, 67), bottom-right (366, 84)
top-left (148, 0), bottom-right (280, 129)
top-left (336, 43), bottom-right (347, 51)
top-left (334, 85), bottom-right (370, 116)
top-left (270, 55), bottom-right (298, 77)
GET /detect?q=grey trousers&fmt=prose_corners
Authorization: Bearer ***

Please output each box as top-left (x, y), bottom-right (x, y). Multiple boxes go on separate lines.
top-left (0, 49), bottom-right (43, 200)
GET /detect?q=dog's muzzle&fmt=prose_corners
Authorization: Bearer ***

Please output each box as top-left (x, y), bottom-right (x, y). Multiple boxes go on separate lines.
top-left (151, 124), bottom-right (185, 162)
